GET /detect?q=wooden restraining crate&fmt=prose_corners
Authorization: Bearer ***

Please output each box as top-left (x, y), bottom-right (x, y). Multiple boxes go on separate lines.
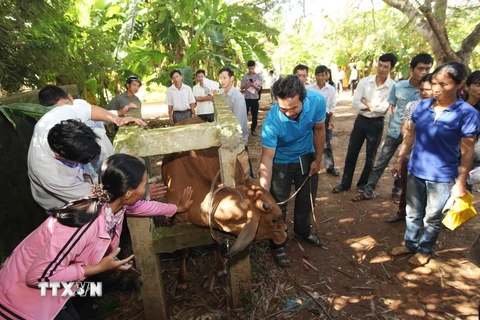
top-left (113, 95), bottom-right (251, 319)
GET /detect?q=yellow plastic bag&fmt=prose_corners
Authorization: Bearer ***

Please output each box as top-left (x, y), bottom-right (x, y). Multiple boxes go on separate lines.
top-left (442, 191), bottom-right (477, 231)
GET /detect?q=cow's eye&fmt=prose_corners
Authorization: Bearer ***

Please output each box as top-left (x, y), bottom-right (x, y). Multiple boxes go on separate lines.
top-left (262, 202), bottom-right (270, 210)
top-left (272, 219), bottom-right (278, 223)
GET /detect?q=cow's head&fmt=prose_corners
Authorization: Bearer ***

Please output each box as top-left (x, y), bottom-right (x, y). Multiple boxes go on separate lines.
top-left (225, 179), bottom-right (287, 256)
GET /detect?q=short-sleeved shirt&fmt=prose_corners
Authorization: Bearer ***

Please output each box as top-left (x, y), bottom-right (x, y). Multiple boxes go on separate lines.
top-left (403, 100), bottom-right (421, 122)
top-left (28, 101), bottom-right (94, 209)
top-left (262, 90), bottom-right (326, 164)
top-left (225, 86), bottom-right (249, 142)
top-left (409, 98), bottom-right (480, 182)
top-left (241, 73), bottom-right (262, 100)
top-left (386, 79), bottom-right (420, 139)
top-left (106, 92), bottom-right (142, 118)
top-left (166, 83), bottom-right (196, 111)
top-left (305, 83), bottom-right (336, 113)
top-left (193, 84), bottom-right (214, 115)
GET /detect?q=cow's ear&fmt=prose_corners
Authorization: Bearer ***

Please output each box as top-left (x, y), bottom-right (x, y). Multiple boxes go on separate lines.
top-left (225, 216), bottom-right (260, 257)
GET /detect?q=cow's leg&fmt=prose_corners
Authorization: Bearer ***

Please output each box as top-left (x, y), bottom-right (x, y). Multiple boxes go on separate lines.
top-left (213, 242), bottom-right (228, 283)
top-left (176, 248), bottom-right (189, 294)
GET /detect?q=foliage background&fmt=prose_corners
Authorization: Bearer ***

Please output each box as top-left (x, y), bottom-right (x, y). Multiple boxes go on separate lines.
top-left (1, 0), bottom-right (479, 103)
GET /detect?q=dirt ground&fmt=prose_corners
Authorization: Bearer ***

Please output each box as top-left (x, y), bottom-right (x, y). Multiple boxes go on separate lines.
top-left (104, 92), bottom-right (480, 320)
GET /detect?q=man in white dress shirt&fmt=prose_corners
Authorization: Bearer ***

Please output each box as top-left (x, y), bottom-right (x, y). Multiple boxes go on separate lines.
top-left (166, 70), bottom-right (196, 125)
top-left (333, 53), bottom-right (397, 193)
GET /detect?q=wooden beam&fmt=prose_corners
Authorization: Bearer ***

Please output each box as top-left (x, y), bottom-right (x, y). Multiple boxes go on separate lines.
top-left (152, 225), bottom-right (215, 253)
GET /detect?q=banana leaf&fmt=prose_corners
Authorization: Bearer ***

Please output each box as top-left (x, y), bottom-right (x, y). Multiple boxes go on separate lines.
top-left (0, 103), bottom-right (53, 129)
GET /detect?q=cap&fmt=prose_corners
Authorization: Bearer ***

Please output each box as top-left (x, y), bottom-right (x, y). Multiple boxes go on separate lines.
top-left (126, 75), bottom-right (142, 86)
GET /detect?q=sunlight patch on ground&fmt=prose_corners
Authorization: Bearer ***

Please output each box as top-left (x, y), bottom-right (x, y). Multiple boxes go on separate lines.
top-left (346, 235), bottom-right (377, 252)
top-left (338, 217), bottom-right (355, 223)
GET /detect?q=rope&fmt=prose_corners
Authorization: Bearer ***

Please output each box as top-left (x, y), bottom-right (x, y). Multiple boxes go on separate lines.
top-left (275, 175), bottom-right (318, 238)
top-left (206, 170), bottom-right (245, 244)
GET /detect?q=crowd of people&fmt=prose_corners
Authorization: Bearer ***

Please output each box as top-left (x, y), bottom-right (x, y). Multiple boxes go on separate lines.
top-left (0, 52), bottom-right (479, 319)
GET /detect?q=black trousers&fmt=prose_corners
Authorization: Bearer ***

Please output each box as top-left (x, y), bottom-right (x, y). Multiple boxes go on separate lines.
top-left (339, 115), bottom-right (384, 190)
top-left (198, 113), bottom-right (215, 122)
top-left (270, 163), bottom-right (319, 249)
top-left (245, 99), bottom-right (259, 132)
top-left (324, 116), bottom-right (335, 170)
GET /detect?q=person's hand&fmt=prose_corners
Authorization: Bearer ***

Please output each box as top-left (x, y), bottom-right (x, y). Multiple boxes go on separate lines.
top-left (451, 181), bottom-right (467, 198)
top-left (149, 183), bottom-right (167, 200)
top-left (176, 186), bottom-right (194, 213)
top-left (391, 162), bottom-right (402, 180)
top-left (328, 121), bottom-right (334, 130)
top-left (116, 117), bottom-right (147, 127)
top-left (97, 248), bottom-right (134, 273)
top-left (308, 160), bottom-right (321, 176)
top-left (169, 117), bottom-right (174, 125)
top-left (122, 103), bottom-right (138, 113)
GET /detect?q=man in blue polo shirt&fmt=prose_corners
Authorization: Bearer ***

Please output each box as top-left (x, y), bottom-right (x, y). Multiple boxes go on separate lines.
top-left (260, 75), bottom-right (326, 268)
top-left (351, 53), bottom-right (433, 204)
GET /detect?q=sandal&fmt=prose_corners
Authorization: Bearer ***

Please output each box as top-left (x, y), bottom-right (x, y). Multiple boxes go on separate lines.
top-left (351, 193), bottom-right (373, 202)
top-left (271, 247), bottom-right (292, 268)
top-left (385, 213), bottom-right (405, 223)
top-left (392, 193), bottom-right (400, 204)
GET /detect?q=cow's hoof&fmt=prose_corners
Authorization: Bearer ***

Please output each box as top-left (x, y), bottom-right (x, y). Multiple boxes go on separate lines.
top-left (175, 283), bottom-right (188, 296)
top-left (215, 270), bottom-right (228, 284)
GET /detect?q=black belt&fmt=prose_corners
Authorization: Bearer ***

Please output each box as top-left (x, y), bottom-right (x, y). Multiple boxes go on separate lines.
top-left (359, 114), bottom-right (384, 120)
top-left (174, 110), bottom-right (191, 113)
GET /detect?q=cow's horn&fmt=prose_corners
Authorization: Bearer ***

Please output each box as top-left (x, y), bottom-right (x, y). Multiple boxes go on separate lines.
top-left (262, 202), bottom-right (269, 210)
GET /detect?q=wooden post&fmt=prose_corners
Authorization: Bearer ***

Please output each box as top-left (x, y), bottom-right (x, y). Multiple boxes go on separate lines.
top-left (127, 216), bottom-right (168, 320)
top-left (218, 146), bottom-right (252, 308)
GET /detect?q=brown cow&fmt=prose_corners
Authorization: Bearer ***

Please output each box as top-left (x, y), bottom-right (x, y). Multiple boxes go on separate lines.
top-left (162, 120), bottom-right (287, 292)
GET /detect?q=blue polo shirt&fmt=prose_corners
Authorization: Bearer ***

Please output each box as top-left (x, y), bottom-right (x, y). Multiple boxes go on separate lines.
top-left (387, 79), bottom-right (419, 139)
top-left (262, 90), bottom-right (326, 164)
top-left (408, 98), bottom-right (480, 182)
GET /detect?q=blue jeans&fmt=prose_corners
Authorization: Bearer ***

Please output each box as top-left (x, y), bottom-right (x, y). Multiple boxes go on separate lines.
top-left (404, 173), bottom-right (453, 255)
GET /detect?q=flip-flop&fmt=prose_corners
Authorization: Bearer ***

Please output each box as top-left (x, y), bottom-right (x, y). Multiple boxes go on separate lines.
top-left (296, 234), bottom-right (324, 247)
top-left (271, 247), bottom-right (292, 268)
top-left (408, 253), bottom-right (431, 266)
top-left (351, 193), bottom-right (373, 202)
top-left (385, 214), bottom-right (405, 223)
top-left (390, 246), bottom-right (412, 256)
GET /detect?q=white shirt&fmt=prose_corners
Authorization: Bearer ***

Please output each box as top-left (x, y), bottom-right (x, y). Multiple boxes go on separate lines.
top-left (166, 83), bottom-right (196, 111)
top-left (306, 83), bottom-right (336, 113)
top-left (193, 83), bottom-right (214, 115)
top-left (338, 70), bottom-right (345, 80)
top-left (352, 75), bottom-right (396, 118)
top-left (269, 74), bottom-right (278, 87)
top-left (349, 69), bottom-right (358, 82)
top-left (28, 101), bottom-right (94, 209)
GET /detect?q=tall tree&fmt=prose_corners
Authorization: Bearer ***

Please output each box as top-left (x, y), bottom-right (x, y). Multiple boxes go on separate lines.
top-left (382, 0), bottom-right (480, 64)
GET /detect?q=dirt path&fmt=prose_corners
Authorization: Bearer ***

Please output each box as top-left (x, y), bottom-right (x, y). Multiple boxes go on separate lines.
top-left (109, 93), bottom-right (480, 320)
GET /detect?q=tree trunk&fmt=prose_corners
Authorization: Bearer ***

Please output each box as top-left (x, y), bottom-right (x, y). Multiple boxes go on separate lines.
top-left (382, 0), bottom-right (480, 65)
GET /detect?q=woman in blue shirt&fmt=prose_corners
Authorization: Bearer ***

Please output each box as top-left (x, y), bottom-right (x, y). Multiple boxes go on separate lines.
top-left (391, 62), bottom-right (480, 266)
